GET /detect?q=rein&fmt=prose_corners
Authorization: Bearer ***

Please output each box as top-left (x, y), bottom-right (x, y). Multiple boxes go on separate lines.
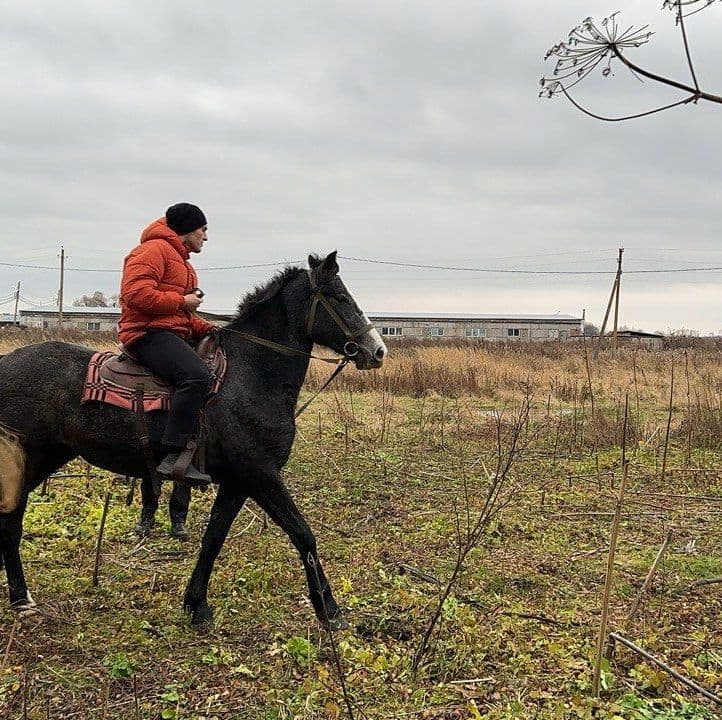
top-left (220, 270), bottom-right (370, 417)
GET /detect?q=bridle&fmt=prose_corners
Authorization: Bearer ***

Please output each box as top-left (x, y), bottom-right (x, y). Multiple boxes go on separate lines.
top-left (220, 269), bottom-right (375, 416)
top-left (305, 269), bottom-right (374, 359)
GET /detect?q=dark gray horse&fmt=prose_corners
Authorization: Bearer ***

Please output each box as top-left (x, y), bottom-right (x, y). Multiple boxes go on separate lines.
top-left (0, 252), bottom-right (386, 627)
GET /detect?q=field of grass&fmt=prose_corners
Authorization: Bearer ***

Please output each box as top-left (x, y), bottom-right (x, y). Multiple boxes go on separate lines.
top-left (1, 331), bottom-right (721, 719)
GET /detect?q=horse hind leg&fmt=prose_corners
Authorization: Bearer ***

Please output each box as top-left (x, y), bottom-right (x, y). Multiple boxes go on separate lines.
top-left (0, 495), bottom-right (36, 614)
top-left (0, 425), bottom-right (33, 609)
top-left (0, 432), bottom-right (71, 615)
top-left (0, 424), bottom-right (26, 515)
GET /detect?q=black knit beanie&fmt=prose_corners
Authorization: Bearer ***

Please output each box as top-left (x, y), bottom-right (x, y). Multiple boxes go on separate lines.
top-left (165, 203), bottom-right (207, 236)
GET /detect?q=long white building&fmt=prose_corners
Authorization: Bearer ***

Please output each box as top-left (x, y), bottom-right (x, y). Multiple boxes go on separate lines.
top-left (17, 306), bottom-right (584, 342)
top-left (367, 312), bottom-right (583, 341)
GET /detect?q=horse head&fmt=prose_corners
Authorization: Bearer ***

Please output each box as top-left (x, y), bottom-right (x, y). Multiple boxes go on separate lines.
top-left (306, 252), bottom-right (387, 370)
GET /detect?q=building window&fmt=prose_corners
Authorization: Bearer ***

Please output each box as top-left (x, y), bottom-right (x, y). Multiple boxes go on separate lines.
top-left (87, 322), bottom-right (101, 331)
top-left (428, 327), bottom-right (444, 337)
top-left (465, 327), bottom-right (485, 338)
top-left (507, 328), bottom-right (521, 337)
top-left (381, 327), bottom-right (403, 336)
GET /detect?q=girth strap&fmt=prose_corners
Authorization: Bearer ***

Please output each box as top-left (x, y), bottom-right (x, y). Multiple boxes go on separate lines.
top-left (134, 385), bottom-right (161, 497)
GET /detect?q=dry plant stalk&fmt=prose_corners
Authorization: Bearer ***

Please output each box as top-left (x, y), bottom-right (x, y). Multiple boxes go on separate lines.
top-left (591, 460), bottom-right (629, 698)
top-left (660, 365), bottom-right (675, 482)
top-left (624, 528), bottom-right (673, 630)
top-left (92, 491), bottom-right (112, 587)
top-left (684, 351), bottom-right (693, 466)
top-left (610, 632), bottom-right (722, 707)
top-left (308, 554), bottom-right (361, 720)
top-left (1, 617), bottom-right (19, 670)
top-left (411, 388), bottom-right (533, 675)
top-left (592, 394), bottom-right (630, 698)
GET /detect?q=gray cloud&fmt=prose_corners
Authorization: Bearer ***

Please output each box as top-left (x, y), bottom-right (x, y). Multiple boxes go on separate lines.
top-left (1, 0), bottom-right (721, 332)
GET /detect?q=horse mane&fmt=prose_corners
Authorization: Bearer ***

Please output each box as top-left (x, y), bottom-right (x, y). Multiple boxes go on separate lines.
top-left (230, 264), bottom-right (308, 326)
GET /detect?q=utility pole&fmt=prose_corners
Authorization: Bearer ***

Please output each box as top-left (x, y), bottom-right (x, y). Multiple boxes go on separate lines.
top-left (594, 248), bottom-right (624, 358)
top-left (58, 246), bottom-right (65, 327)
top-left (612, 247), bottom-right (624, 351)
top-left (12, 281), bottom-right (20, 326)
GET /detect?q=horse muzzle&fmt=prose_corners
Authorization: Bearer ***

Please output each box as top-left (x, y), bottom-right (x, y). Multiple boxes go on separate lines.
top-left (351, 331), bottom-right (387, 370)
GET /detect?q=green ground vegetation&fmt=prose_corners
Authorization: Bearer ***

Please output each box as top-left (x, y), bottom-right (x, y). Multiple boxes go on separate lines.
top-left (1, 388), bottom-right (721, 719)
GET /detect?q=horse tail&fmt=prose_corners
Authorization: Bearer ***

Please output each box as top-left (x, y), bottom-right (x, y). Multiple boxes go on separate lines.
top-left (0, 422), bottom-right (25, 514)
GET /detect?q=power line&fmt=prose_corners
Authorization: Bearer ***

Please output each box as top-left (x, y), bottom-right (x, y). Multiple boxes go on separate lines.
top-left (337, 256), bottom-right (722, 275)
top-left (0, 260), bottom-right (299, 273)
top-left (1, 255), bottom-right (722, 276)
top-left (199, 261), bottom-right (303, 271)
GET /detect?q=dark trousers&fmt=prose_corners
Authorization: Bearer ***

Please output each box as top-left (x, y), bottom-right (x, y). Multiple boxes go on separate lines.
top-left (140, 476), bottom-right (191, 523)
top-left (129, 330), bottom-right (212, 449)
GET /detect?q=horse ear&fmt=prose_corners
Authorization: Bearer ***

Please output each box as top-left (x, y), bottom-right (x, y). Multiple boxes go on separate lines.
top-left (317, 251), bottom-right (339, 281)
top-left (308, 254), bottom-right (322, 269)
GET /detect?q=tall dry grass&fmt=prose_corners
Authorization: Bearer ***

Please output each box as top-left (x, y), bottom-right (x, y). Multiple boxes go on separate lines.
top-left (4, 329), bottom-right (720, 408)
top-left (0, 327), bottom-right (117, 353)
top-left (306, 341), bottom-right (722, 450)
top-left (2, 329), bottom-right (720, 449)
top-left (307, 340), bottom-right (722, 403)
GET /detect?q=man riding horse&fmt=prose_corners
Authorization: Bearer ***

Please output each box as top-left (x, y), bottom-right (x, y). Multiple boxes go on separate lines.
top-left (119, 203), bottom-right (214, 486)
top-left (0, 246), bottom-right (386, 624)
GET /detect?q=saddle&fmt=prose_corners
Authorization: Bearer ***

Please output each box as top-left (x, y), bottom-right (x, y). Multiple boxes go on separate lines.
top-left (81, 334), bottom-right (227, 490)
top-left (82, 334), bottom-right (227, 413)
top-left (100, 334), bottom-right (225, 395)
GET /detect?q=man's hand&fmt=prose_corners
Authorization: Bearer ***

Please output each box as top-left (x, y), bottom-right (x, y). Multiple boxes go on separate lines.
top-left (183, 292), bottom-right (204, 311)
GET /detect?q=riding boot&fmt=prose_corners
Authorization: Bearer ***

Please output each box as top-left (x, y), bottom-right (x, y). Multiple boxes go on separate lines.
top-left (170, 521), bottom-right (190, 541)
top-left (156, 452), bottom-right (211, 486)
top-left (134, 508), bottom-right (156, 537)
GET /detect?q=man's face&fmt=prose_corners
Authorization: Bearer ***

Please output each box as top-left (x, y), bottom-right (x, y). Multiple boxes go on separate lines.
top-left (184, 225), bottom-right (207, 253)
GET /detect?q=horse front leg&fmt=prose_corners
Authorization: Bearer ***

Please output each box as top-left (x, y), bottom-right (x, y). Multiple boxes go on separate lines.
top-left (252, 472), bottom-right (347, 630)
top-left (183, 482), bottom-right (247, 624)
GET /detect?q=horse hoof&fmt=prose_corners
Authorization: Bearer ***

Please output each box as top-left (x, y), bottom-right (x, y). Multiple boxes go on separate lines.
top-left (325, 614), bottom-right (349, 632)
top-left (189, 603), bottom-right (214, 625)
top-left (12, 594), bottom-right (38, 617)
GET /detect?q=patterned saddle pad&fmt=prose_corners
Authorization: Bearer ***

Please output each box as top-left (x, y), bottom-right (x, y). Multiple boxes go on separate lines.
top-left (81, 335), bottom-right (227, 412)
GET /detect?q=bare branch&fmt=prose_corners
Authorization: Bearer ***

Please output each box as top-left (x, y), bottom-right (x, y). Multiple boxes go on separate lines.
top-left (541, 4), bottom-right (722, 121)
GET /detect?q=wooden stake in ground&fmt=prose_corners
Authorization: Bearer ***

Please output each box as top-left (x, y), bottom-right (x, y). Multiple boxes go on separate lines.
top-left (592, 459), bottom-right (629, 698)
top-left (625, 528), bottom-right (673, 630)
top-left (92, 491), bottom-right (112, 587)
top-left (583, 336), bottom-right (595, 419)
top-left (660, 364), bottom-right (675, 482)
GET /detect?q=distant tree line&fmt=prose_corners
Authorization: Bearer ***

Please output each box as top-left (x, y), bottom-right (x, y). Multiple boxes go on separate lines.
top-left (72, 291), bottom-right (118, 308)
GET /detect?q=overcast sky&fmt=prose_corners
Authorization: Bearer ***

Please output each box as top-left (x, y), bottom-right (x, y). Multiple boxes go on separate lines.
top-left (2, 0), bottom-right (721, 333)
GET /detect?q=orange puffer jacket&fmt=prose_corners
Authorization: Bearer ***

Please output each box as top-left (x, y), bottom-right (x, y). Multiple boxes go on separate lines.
top-left (118, 218), bottom-right (213, 346)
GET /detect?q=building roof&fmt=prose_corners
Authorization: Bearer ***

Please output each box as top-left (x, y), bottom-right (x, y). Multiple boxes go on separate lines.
top-left (18, 306), bottom-right (232, 322)
top-left (605, 330), bottom-right (664, 339)
top-left (20, 305), bottom-right (121, 315)
top-left (17, 306), bottom-right (582, 324)
top-left (367, 312), bottom-right (582, 322)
